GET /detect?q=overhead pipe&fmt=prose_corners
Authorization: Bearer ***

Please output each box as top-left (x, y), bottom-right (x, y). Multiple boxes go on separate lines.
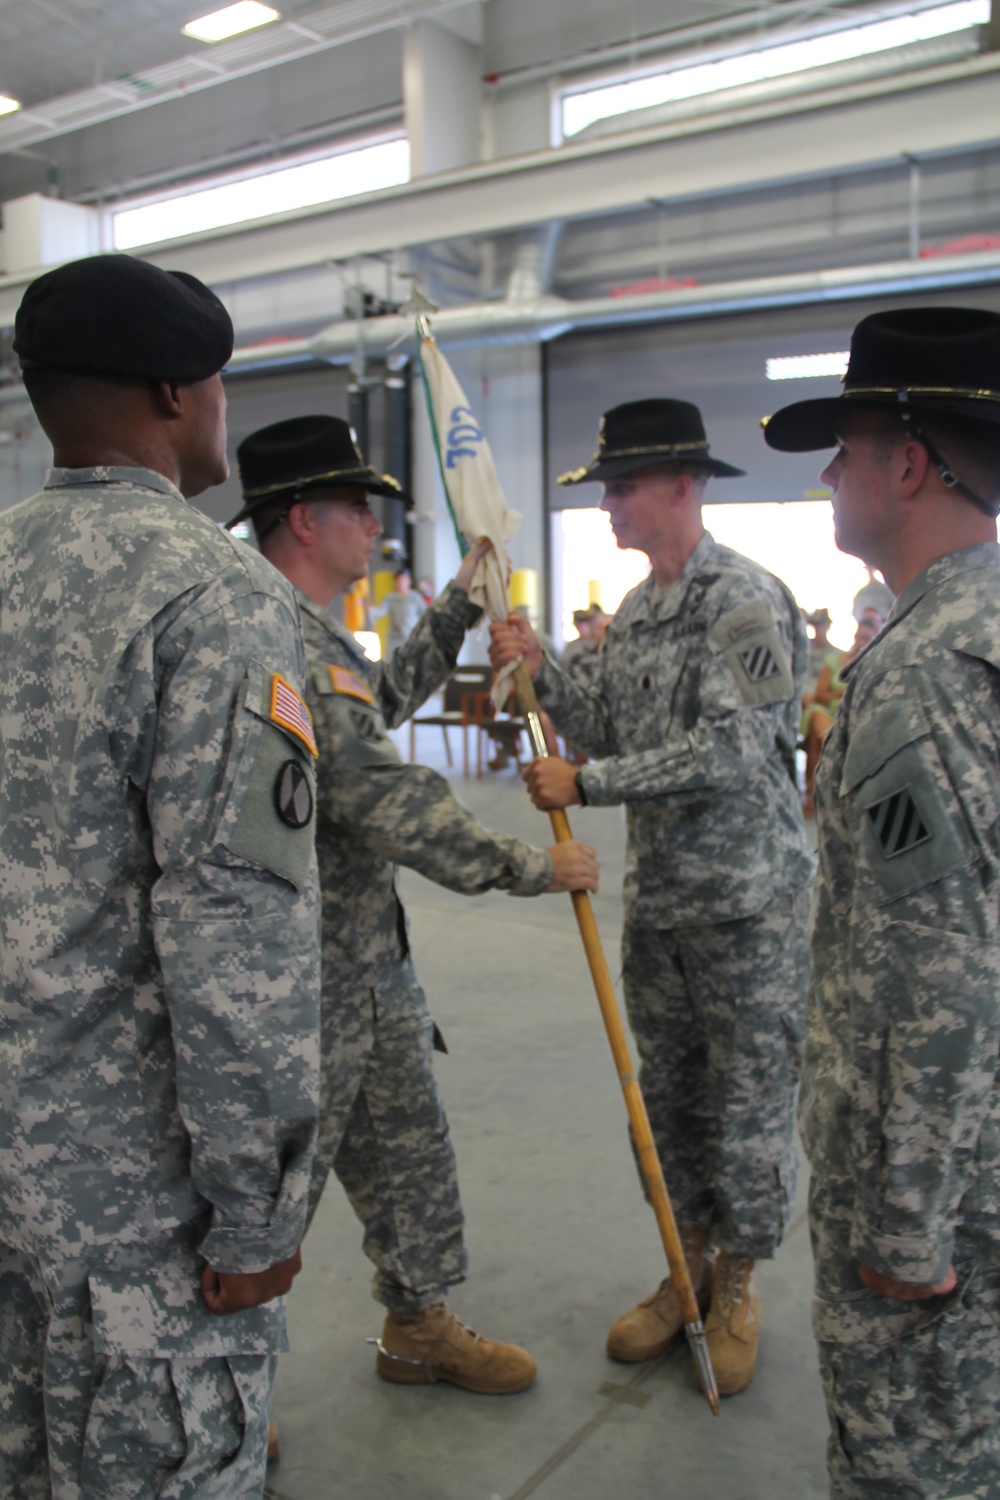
top-left (4, 244), bottom-right (1000, 407)
top-left (223, 245), bottom-right (1000, 376)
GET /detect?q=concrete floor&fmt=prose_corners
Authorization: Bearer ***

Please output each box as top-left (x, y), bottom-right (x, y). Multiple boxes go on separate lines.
top-left (266, 724), bottom-right (829, 1500)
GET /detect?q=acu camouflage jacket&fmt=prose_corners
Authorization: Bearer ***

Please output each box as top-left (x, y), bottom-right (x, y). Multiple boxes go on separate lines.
top-left (535, 531), bottom-right (814, 928)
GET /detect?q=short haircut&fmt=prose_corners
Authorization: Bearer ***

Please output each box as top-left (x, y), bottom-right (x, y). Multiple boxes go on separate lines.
top-left (867, 408), bottom-right (1000, 508)
top-left (21, 367), bottom-right (146, 424)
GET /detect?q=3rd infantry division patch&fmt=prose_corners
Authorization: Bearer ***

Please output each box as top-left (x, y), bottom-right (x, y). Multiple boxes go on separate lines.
top-left (739, 644), bottom-right (781, 684)
top-left (866, 785), bottom-right (932, 858)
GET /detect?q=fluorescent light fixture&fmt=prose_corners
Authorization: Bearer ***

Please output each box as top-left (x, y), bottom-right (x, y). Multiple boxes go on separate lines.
top-left (182, 2), bottom-right (279, 43)
top-left (562, 0), bottom-right (990, 136)
top-left (113, 137), bottom-right (409, 249)
top-left (766, 352), bottom-right (850, 380)
top-left (0, 94), bottom-right (20, 117)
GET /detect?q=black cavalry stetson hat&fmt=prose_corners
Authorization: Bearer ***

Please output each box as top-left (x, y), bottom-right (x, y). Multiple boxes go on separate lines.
top-left (229, 414), bottom-right (408, 526)
top-left (558, 399), bottom-right (744, 485)
top-left (762, 306), bottom-right (1000, 452)
top-left (13, 253), bottom-right (233, 383)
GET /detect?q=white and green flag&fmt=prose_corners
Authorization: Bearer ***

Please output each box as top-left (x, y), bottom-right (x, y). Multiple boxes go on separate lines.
top-left (417, 328), bottom-right (520, 640)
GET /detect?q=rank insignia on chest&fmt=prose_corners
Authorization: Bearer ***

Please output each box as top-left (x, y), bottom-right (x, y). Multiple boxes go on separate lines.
top-left (329, 664), bottom-right (375, 705)
top-left (269, 673), bottom-right (319, 758)
top-left (274, 759), bottom-right (314, 828)
top-left (865, 785), bottom-right (932, 859)
top-left (738, 644), bottom-right (781, 685)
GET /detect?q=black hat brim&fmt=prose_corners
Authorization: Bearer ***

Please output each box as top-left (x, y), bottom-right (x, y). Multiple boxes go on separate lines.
top-left (227, 467), bottom-right (410, 527)
top-left (559, 452), bottom-right (745, 485)
top-left (763, 391), bottom-right (1000, 453)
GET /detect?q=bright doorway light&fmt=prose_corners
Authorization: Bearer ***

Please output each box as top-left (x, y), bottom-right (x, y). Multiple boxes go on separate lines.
top-left (561, 0), bottom-right (989, 137)
top-left (112, 136), bottom-right (410, 248)
top-left (766, 352), bottom-right (850, 380)
top-left (0, 95), bottom-right (20, 117)
top-left (354, 631), bottom-right (382, 662)
top-left (555, 503), bottom-right (871, 651)
top-left (182, 2), bottom-right (279, 43)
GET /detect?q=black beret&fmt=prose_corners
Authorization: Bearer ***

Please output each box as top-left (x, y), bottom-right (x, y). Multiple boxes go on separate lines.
top-left (13, 254), bottom-right (234, 383)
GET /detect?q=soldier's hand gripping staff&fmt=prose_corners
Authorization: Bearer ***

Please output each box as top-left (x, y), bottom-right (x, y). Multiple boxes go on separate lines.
top-left (230, 414), bottom-right (597, 1402)
top-left (491, 398), bottom-right (813, 1401)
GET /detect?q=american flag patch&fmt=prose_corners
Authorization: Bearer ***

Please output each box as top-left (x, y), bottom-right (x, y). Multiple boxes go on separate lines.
top-left (269, 674), bottom-right (318, 758)
top-left (328, 665), bottom-right (375, 705)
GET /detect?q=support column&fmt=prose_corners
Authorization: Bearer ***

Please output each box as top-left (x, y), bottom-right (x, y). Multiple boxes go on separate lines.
top-left (403, 18), bottom-right (482, 177)
top-left (1, 194), bottom-right (100, 274)
top-left (383, 356), bottom-right (411, 563)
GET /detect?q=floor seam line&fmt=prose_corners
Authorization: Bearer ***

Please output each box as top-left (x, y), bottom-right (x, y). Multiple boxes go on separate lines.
top-left (504, 1354), bottom-right (670, 1500)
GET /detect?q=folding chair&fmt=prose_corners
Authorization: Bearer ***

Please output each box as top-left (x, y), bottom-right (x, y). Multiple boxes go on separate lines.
top-left (410, 664), bottom-right (494, 777)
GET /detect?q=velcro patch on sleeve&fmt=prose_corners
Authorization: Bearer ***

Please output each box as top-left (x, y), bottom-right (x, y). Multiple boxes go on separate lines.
top-left (866, 785), bottom-right (932, 859)
top-left (710, 602), bottom-right (793, 706)
top-left (269, 673), bottom-right (318, 758)
top-left (853, 735), bottom-right (971, 903)
top-left (328, 665), bottom-right (375, 705)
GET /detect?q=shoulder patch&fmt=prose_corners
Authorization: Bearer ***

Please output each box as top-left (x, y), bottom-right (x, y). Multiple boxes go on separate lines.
top-left (865, 785), bottom-right (932, 858)
top-left (852, 735), bottom-right (972, 903)
top-left (738, 641), bottom-right (782, 686)
top-left (269, 673), bottom-right (318, 758)
top-left (274, 759), bottom-right (314, 829)
top-left (710, 602), bottom-right (793, 706)
top-left (716, 605), bottom-right (771, 644)
top-left (329, 664), bottom-right (375, 705)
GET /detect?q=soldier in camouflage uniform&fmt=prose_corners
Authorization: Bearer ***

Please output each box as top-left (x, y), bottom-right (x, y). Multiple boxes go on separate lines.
top-left (0, 256), bottom-right (321, 1499)
top-left (490, 399), bottom-right (814, 1395)
top-left (229, 415), bottom-right (598, 1397)
top-left (765, 307), bottom-right (1000, 1498)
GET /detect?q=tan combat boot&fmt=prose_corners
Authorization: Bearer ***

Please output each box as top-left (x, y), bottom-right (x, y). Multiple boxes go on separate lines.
top-left (700, 1251), bottom-right (760, 1395)
top-left (375, 1303), bottom-right (537, 1394)
top-left (606, 1226), bottom-right (714, 1363)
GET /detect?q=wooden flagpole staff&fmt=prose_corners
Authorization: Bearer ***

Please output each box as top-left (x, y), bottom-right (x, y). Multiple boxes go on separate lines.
top-left (412, 312), bottom-right (717, 1411)
top-left (511, 660), bottom-right (720, 1416)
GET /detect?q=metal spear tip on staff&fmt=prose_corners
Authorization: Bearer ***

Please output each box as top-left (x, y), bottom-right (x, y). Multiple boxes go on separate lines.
top-left (415, 313), bottom-right (720, 1416)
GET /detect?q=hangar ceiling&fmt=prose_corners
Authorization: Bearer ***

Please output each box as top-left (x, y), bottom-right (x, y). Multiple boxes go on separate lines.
top-left (0, 0), bottom-right (998, 360)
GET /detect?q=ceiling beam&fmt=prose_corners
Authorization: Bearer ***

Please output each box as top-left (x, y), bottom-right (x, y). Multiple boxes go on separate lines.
top-left (2, 52), bottom-right (999, 326)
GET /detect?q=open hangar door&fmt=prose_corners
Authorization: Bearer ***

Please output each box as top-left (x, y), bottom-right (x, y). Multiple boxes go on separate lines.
top-left (545, 287), bottom-right (1000, 649)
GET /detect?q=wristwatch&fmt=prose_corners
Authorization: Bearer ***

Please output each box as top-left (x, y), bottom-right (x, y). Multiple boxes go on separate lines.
top-left (574, 771), bottom-right (588, 806)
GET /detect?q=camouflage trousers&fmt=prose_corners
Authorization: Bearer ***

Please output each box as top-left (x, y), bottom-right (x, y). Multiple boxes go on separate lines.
top-left (810, 1176), bottom-right (1000, 1499)
top-left (621, 889), bottom-right (809, 1258)
top-left (307, 977), bottom-right (467, 1314)
top-left (0, 1237), bottom-right (277, 1500)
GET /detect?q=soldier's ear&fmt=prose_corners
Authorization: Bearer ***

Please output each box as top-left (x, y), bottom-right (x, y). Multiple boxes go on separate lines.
top-left (150, 380), bottom-right (185, 421)
top-left (285, 499), bottom-right (318, 545)
top-left (898, 439), bottom-right (933, 499)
